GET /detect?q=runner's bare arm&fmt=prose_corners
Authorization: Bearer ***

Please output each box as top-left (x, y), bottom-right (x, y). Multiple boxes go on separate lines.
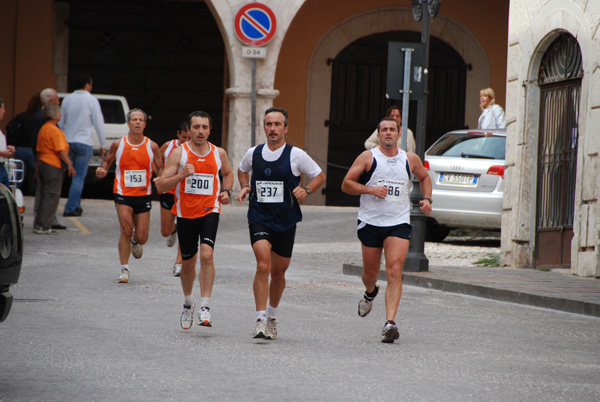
top-left (236, 169), bottom-right (251, 204)
top-left (407, 152), bottom-right (432, 214)
top-left (154, 147), bottom-right (191, 193)
top-left (218, 147), bottom-right (234, 205)
top-left (293, 171), bottom-right (325, 201)
top-left (96, 139), bottom-right (120, 178)
top-left (341, 151), bottom-right (387, 198)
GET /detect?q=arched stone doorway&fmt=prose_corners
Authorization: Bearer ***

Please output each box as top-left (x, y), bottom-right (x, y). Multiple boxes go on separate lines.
top-left (304, 8), bottom-right (490, 205)
top-left (325, 31), bottom-right (467, 206)
top-left (535, 33), bottom-right (582, 268)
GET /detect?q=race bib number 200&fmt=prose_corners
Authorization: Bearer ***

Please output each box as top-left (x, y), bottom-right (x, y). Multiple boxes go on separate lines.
top-left (185, 173), bottom-right (215, 195)
top-left (124, 170), bottom-right (147, 187)
top-left (256, 181), bottom-right (284, 203)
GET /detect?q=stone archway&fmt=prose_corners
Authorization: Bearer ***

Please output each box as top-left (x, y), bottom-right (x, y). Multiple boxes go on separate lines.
top-left (304, 7), bottom-right (490, 205)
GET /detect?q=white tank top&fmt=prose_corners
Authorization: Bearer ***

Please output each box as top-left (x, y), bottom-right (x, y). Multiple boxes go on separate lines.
top-left (358, 147), bottom-right (411, 227)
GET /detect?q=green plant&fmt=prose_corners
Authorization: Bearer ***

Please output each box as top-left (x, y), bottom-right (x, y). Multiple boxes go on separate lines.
top-left (474, 253), bottom-right (500, 267)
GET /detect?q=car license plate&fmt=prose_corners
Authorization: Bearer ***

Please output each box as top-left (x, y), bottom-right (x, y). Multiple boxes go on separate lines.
top-left (440, 173), bottom-right (477, 185)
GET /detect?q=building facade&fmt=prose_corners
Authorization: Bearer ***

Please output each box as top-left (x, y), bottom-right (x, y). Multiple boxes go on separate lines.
top-left (502, 0), bottom-right (599, 276)
top-left (0, 0), bottom-right (509, 198)
top-left (28, 2), bottom-right (600, 273)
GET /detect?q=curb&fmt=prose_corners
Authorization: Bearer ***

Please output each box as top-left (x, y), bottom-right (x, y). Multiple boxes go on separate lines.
top-left (342, 263), bottom-right (600, 317)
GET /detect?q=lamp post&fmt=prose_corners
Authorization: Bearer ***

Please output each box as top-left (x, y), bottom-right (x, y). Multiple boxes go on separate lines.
top-left (404, 0), bottom-right (441, 272)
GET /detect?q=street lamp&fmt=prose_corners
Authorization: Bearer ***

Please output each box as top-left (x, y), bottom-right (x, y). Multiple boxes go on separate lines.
top-left (404, 0), bottom-right (441, 272)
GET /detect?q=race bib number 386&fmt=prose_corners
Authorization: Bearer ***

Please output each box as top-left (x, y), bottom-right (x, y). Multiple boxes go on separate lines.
top-left (256, 181), bottom-right (284, 203)
top-left (185, 173), bottom-right (215, 195)
top-left (124, 170), bottom-right (147, 187)
top-left (377, 179), bottom-right (407, 203)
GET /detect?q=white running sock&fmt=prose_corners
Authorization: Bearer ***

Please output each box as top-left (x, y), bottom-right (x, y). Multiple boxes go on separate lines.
top-left (184, 295), bottom-right (194, 306)
top-left (200, 297), bottom-right (210, 308)
top-left (256, 310), bottom-right (267, 320)
top-left (121, 265), bottom-right (128, 272)
top-left (267, 305), bottom-right (277, 319)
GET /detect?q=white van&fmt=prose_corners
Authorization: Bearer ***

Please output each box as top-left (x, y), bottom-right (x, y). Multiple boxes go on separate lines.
top-left (58, 93), bottom-right (130, 174)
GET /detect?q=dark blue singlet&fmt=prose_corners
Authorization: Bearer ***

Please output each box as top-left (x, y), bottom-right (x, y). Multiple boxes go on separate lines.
top-left (248, 144), bottom-right (302, 231)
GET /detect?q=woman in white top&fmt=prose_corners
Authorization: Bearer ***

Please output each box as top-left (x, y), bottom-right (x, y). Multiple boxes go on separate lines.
top-left (364, 105), bottom-right (416, 153)
top-left (478, 87), bottom-right (506, 129)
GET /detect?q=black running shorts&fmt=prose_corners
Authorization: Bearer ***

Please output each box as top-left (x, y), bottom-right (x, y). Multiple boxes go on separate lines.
top-left (177, 213), bottom-right (220, 260)
top-left (160, 193), bottom-right (175, 210)
top-left (357, 220), bottom-right (412, 248)
top-left (114, 194), bottom-right (152, 214)
top-left (249, 222), bottom-right (296, 258)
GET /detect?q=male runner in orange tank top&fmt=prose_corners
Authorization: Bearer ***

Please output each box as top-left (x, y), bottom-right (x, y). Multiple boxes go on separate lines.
top-left (158, 122), bottom-right (191, 276)
top-left (96, 109), bottom-right (163, 284)
top-left (155, 111), bottom-right (233, 330)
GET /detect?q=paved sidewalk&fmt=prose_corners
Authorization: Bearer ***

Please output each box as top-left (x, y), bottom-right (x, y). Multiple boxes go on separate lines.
top-left (343, 263), bottom-right (600, 317)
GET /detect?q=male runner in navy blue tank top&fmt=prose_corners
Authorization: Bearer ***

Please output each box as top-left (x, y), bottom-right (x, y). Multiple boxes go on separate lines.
top-left (237, 107), bottom-right (325, 340)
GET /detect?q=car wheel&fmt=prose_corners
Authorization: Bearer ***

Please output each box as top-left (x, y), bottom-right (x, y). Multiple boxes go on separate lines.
top-left (0, 185), bottom-right (23, 267)
top-left (425, 219), bottom-right (451, 242)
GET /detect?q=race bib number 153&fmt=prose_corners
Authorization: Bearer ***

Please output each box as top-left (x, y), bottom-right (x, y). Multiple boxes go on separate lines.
top-left (124, 170), bottom-right (147, 187)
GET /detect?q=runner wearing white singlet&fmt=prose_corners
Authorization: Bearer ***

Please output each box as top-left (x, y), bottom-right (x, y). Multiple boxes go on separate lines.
top-left (342, 117), bottom-right (432, 343)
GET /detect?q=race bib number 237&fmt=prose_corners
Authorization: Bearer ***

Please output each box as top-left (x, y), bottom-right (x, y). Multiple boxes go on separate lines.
top-left (256, 181), bottom-right (284, 203)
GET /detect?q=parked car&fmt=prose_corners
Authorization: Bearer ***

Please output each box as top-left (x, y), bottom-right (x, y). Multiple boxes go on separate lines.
top-left (0, 184), bottom-right (23, 322)
top-left (424, 129), bottom-right (506, 241)
top-left (57, 93), bottom-right (130, 177)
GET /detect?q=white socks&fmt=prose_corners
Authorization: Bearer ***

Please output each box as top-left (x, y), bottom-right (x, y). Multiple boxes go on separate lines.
top-left (200, 297), bottom-right (210, 308)
top-left (256, 305), bottom-right (277, 320)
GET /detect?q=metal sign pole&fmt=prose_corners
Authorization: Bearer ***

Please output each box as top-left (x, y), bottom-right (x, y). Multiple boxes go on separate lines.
top-left (251, 58), bottom-right (257, 147)
top-left (400, 48), bottom-right (413, 151)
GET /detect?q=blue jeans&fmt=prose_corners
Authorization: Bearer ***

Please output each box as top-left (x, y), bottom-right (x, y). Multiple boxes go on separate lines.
top-left (13, 147), bottom-right (36, 189)
top-left (65, 142), bottom-right (93, 213)
top-left (0, 164), bottom-right (9, 187)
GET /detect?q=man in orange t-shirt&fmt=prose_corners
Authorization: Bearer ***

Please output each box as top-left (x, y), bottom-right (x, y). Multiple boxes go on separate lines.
top-left (34, 104), bottom-right (76, 234)
top-left (155, 111), bottom-right (233, 330)
top-left (96, 109), bottom-right (163, 283)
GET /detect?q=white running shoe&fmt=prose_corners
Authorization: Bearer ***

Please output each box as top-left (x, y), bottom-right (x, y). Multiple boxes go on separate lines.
top-left (118, 268), bottom-right (130, 284)
top-left (266, 317), bottom-right (277, 340)
top-left (180, 299), bottom-right (196, 330)
top-left (358, 284), bottom-right (379, 317)
top-left (33, 226), bottom-right (58, 235)
top-left (166, 227), bottom-right (177, 248)
top-left (197, 306), bottom-right (212, 327)
top-left (252, 317), bottom-right (267, 338)
top-left (172, 263), bottom-right (182, 277)
top-left (381, 321), bottom-right (400, 343)
top-left (131, 240), bottom-right (143, 259)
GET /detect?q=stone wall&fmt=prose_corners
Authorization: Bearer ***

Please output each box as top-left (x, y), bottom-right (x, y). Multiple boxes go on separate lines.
top-left (502, 0), bottom-right (600, 277)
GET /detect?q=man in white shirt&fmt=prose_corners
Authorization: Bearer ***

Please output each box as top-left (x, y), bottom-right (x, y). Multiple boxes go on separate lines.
top-left (59, 74), bottom-right (106, 216)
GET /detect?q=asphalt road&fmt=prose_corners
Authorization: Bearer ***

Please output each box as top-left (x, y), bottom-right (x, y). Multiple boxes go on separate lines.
top-left (1, 198), bottom-right (599, 401)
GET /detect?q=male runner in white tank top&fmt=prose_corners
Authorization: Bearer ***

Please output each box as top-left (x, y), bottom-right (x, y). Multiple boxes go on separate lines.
top-left (342, 117), bottom-right (432, 343)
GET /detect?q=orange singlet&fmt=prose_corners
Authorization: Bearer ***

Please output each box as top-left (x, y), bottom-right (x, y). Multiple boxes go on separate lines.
top-left (163, 139), bottom-right (180, 195)
top-left (113, 136), bottom-right (154, 196)
top-left (173, 142), bottom-right (222, 219)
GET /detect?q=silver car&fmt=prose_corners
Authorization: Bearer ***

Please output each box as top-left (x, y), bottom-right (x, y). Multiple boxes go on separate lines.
top-left (424, 129), bottom-right (505, 241)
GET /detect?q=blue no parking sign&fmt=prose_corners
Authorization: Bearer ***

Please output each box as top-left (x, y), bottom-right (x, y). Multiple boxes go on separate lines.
top-left (234, 3), bottom-right (277, 47)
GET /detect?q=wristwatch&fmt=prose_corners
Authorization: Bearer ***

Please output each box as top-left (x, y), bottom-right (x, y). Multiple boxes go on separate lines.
top-left (423, 197), bottom-right (433, 204)
top-left (221, 189), bottom-right (231, 197)
top-left (304, 187), bottom-right (311, 195)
